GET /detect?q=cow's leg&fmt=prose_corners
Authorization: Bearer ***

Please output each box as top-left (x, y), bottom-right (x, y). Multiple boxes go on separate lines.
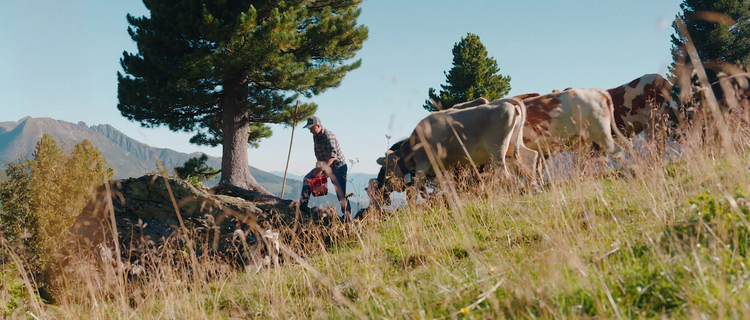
top-left (518, 145), bottom-right (539, 187)
top-left (591, 120), bottom-right (636, 181)
top-left (409, 161), bottom-right (431, 204)
top-left (588, 117), bottom-right (619, 155)
top-left (506, 115), bottom-right (538, 185)
top-left (488, 140), bottom-right (511, 181)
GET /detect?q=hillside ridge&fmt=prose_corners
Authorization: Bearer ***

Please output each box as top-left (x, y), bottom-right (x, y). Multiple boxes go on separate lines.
top-left (0, 117), bottom-right (298, 195)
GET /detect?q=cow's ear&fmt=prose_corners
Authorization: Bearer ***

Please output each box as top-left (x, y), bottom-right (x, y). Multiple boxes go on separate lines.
top-left (376, 157), bottom-right (386, 165)
top-left (385, 150), bottom-right (395, 156)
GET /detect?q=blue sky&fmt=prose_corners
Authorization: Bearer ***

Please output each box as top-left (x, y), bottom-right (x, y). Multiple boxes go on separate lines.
top-left (0, 0), bottom-right (683, 175)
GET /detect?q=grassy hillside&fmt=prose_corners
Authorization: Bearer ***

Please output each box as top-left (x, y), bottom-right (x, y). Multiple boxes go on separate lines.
top-left (3, 122), bottom-right (750, 318)
top-left (0, 170), bottom-right (5, 215)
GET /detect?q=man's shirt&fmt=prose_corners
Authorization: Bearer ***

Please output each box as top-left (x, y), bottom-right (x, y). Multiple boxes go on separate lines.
top-left (313, 128), bottom-right (346, 167)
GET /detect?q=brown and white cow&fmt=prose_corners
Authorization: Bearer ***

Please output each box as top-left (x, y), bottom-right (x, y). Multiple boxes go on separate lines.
top-left (606, 74), bottom-right (674, 139)
top-left (517, 88), bottom-right (630, 158)
top-left (376, 97), bottom-right (538, 192)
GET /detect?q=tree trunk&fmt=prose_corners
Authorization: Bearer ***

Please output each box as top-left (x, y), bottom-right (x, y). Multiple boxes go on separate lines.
top-left (220, 80), bottom-right (271, 195)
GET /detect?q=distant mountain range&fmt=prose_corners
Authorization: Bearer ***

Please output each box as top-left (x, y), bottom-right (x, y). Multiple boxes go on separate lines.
top-left (0, 117), bottom-right (375, 211)
top-left (0, 117), bottom-right (228, 180)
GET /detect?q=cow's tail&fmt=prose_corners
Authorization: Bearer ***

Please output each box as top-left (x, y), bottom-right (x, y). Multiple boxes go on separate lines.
top-left (512, 98), bottom-right (525, 163)
top-left (511, 97), bottom-right (534, 178)
top-left (602, 90), bottom-right (633, 150)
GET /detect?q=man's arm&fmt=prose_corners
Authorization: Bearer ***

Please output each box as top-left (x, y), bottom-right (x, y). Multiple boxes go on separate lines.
top-left (316, 157), bottom-right (337, 169)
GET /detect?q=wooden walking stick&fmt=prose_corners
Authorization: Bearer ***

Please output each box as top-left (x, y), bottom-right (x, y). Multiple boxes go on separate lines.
top-left (281, 101), bottom-right (300, 198)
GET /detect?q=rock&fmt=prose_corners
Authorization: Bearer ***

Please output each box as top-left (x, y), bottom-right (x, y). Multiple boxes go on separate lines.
top-left (65, 175), bottom-right (301, 265)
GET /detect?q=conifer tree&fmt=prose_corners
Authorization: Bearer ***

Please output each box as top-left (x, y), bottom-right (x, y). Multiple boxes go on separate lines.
top-left (424, 33), bottom-right (511, 112)
top-left (669, 0), bottom-right (750, 83)
top-left (118, 0), bottom-right (368, 193)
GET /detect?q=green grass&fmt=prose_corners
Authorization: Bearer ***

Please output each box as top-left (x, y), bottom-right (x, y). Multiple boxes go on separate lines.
top-left (4, 128), bottom-right (750, 318)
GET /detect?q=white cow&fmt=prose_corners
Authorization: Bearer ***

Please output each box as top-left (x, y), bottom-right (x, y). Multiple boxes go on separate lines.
top-left (377, 97), bottom-right (538, 191)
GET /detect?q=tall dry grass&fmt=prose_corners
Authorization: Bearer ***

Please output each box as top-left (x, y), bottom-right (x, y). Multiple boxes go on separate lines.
top-left (2, 102), bottom-right (750, 318)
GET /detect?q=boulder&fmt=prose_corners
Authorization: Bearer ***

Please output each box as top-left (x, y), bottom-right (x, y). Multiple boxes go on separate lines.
top-left (65, 175), bottom-right (304, 265)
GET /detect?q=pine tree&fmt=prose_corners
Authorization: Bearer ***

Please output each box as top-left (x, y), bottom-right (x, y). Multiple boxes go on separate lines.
top-left (118, 0), bottom-right (368, 193)
top-left (424, 33), bottom-right (511, 112)
top-left (669, 0), bottom-right (750, 84)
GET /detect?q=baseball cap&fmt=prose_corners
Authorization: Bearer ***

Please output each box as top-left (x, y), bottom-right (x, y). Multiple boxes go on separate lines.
top-left (303, 116), bottom-right (321, 129)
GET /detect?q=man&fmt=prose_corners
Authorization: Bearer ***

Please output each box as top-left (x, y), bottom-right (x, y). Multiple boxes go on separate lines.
top-left (299, 116), bottom-right (351, 220)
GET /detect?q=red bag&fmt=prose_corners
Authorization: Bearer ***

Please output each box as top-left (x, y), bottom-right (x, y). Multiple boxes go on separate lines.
top-left (307, 175), bottom-right (328, 197)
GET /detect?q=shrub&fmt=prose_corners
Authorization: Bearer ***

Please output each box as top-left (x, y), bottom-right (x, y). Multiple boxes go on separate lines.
top-left (0, 135), bottom-right (112, 288)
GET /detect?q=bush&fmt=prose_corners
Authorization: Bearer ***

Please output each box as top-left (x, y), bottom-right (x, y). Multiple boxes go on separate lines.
top-left (174, 154), bottom-right (220, 188)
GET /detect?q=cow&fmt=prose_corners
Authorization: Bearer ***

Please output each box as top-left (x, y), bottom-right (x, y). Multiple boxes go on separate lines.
top-left (367, 97), bottom-right (492, 206)
top-left (372, 97), bottom-right (502, 198)
top-left (606, 74), bottom-right (674, 139)
top-left (520, 88), bottom-right (630, 159)
top-left (373, 97), bottom-right (538, 202)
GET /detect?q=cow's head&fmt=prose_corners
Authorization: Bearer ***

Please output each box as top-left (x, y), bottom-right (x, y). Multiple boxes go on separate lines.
top-left (376, 149), bottom-right (411, 191)
top-left (368, 139), bottom-right (413, 207)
